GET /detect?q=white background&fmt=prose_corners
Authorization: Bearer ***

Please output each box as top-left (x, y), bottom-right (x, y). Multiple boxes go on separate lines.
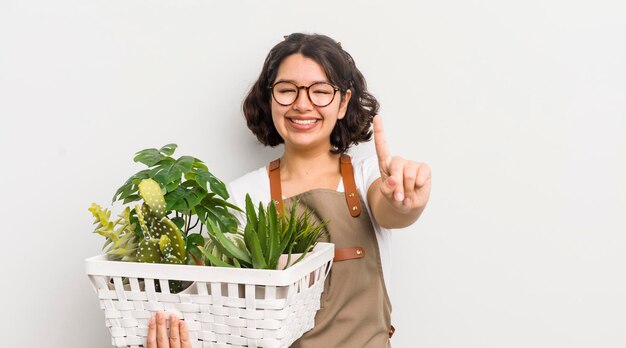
top-left (1, 0), bottom-right (625, 347)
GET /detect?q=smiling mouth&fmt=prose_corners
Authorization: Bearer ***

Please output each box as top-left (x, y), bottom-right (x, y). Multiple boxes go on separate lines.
top-left (289, 118), bottom-right (319, 125)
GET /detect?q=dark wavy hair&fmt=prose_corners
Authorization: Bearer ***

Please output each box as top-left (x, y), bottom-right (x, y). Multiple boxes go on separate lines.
top-left (242, 33), bottom-right (379, 154)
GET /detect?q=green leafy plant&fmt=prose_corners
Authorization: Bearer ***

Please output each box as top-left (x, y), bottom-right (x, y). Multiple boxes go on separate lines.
top-left (199, 194), bottom-right (328, 269)
top-left (112, 143), bottom-right (240, 234)
top-left (90, 144), bottom-right (241, 267)
top-left (89, 144), bottom-right (325, 284)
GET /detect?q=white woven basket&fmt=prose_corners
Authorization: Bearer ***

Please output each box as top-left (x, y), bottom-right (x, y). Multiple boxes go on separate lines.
top-left (85, 242), bottom-right (334, 348)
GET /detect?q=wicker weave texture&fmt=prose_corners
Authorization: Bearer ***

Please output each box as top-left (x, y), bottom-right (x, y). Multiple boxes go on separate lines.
top-left (86, 243), bottom-right (334, 348)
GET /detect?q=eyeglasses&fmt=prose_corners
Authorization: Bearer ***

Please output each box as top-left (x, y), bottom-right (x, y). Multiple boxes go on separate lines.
top-left (269, 81), bottom-right (340, 107)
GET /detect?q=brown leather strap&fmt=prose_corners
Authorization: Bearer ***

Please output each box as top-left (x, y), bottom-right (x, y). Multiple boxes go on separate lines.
top-left (340, 154), bottom-right (361, 217)
top-left (268, 159), bottom-right (283, 214)
top-left (269, 155), bottom-right (361, 217)
top-left (389, 324), bottom-right (396, 338)
top-left (333, 247), bottom-right (365, 261)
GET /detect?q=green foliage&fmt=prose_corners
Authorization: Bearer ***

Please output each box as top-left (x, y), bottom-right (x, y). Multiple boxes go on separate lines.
top-left (185, 233), bottom-right (205, 265)
top-left (90, 144), bottom-right (327, 287)
top-left (112, 144), bottom-right (240, 232)
top-left (88, 204), bottom-right (138, 262)
top-left (202, 228), bottom-right (247, 267)
top-left (204, 194), bottom-right (328, 269)
top-left (290, 208), bottom-right (328, 254)
top-left (90, 144), bottom-right (241, 291)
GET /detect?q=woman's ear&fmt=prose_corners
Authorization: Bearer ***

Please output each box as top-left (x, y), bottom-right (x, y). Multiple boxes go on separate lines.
top-left (337, 89), bottom-right (352, 120)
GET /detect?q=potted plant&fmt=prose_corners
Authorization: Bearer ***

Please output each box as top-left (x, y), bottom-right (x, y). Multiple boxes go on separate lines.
top-left (89, 143), bottom-right (327, 276)
top-left (199, 194), bottom-right (328, 270)
top-left (85, 144), bottom-right (335, 347)
top-left (89, 144), bottom-right (241, 292)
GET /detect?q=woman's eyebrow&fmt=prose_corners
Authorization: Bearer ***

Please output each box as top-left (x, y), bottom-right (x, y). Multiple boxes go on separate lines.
top-left (274, 79), bottom-right (330, 85)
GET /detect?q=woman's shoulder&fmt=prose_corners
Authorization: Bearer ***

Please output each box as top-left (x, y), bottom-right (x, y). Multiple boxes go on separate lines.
top-left (227, 165), bottom-right (270, 208)
top-left (352, 154), bottom-right (377, 169)
top-left (351, 154), bottom-right (380, 190)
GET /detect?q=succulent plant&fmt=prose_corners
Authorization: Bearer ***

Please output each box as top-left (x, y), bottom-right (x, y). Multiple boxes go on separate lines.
top-left (134, 179), bottom-right (186, 264)
top-left (202, 228), bottom-right (247, 267)
top-left (89, 204), bottom-right (139, 262)
top-left (138, 178), bottom-right (166, 218)
top-left (198, 194), bottom-right (328, 269)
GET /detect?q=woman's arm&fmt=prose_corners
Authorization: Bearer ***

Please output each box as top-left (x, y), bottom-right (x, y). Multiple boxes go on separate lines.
top-left (367, 116), bottom-right (432, 229)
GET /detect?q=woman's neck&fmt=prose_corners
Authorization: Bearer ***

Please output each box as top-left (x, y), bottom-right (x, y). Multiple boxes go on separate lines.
top-left (274, 148), bottom-right (342, 198)
top-left (279, 146), bottom-right (341, 182)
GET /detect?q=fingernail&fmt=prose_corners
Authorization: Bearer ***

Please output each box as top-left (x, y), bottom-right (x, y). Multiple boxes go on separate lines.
top-left (394, 192), bottom-right (403, 201)
top-left (149, 316), bottom-right (155, 325)
top-left (404, 198), bottom-right (411, 205)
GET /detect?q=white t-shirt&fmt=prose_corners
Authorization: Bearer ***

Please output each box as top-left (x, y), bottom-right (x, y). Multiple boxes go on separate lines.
top-left (226, 155), bottom-right (393, 289)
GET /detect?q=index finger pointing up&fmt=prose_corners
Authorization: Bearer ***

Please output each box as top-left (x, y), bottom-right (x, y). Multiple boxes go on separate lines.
top-left (373, 115), bottom-right (391, 169)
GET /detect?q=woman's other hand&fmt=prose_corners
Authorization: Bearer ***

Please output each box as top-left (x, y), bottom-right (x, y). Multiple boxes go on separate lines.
top-left (146, 312), bottom-right (191, 348)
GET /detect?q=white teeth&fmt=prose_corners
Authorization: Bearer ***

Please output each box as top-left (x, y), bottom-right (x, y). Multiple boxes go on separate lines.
top-left (291, 119), bottom-right (317, 125)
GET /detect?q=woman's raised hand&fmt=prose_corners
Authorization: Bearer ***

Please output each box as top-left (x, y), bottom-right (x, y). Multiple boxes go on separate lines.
top-left (373, 115), bottom-right (431, 213)
top-left (146, 312), bottom-right (191, 348)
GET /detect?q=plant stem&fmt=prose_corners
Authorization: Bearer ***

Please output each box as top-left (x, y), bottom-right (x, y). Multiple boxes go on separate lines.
top-left (184, 214), bottom-right (191, 235)
top-left (189, 217), bottom-right (200, 231)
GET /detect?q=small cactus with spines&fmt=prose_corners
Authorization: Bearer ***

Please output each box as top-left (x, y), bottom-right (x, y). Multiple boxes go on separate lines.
top-left (136, 238), bottom-right (161, 263)
top-left (138, 178), bottom-right (166, 218)
top-left (134, 179), bottom-right (186, 264)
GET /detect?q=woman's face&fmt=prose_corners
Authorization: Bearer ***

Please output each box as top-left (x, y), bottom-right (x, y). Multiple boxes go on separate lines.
top-left (270, 53), bottom-right (351, 153)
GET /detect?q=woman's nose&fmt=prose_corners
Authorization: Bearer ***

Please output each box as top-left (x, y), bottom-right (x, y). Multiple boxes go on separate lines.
top-left (292, 88), bottom-right (313, 112)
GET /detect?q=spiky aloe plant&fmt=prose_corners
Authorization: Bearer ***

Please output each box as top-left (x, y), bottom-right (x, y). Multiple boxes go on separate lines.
top-left (198, 194), bottom-right (328, 269)
top-left (203, 227), bottom-right (247, 267)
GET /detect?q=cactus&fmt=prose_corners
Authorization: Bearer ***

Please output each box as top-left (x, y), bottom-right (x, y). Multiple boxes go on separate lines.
top-left (159, 235), bottom-right (183, 265)
top-left (135, 203), bottom-right (152, 240)
top-left (132, 179), bottom-right (187, 264)
top-left (138, 178), bottom-right (166, 218)
top-left (137, 238), bottom-right (161, 263)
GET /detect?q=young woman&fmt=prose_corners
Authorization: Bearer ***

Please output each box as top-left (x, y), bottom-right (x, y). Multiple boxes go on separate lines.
top-left (148, 33), bottom-right (431, 348)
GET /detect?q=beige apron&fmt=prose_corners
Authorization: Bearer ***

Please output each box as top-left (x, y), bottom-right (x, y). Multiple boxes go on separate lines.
top-left (268, 155), bottom-right (394, 347)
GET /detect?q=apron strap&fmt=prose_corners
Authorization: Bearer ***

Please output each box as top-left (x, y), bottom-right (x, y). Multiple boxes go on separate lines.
top-left (340, 154), bottom-right (361, 217)
top-left (268, 155), bottom-right (362, 218)
top-left (333, 246), bottom-right (365, 261)
top-left (268, 159), bottom-right (283, 213)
